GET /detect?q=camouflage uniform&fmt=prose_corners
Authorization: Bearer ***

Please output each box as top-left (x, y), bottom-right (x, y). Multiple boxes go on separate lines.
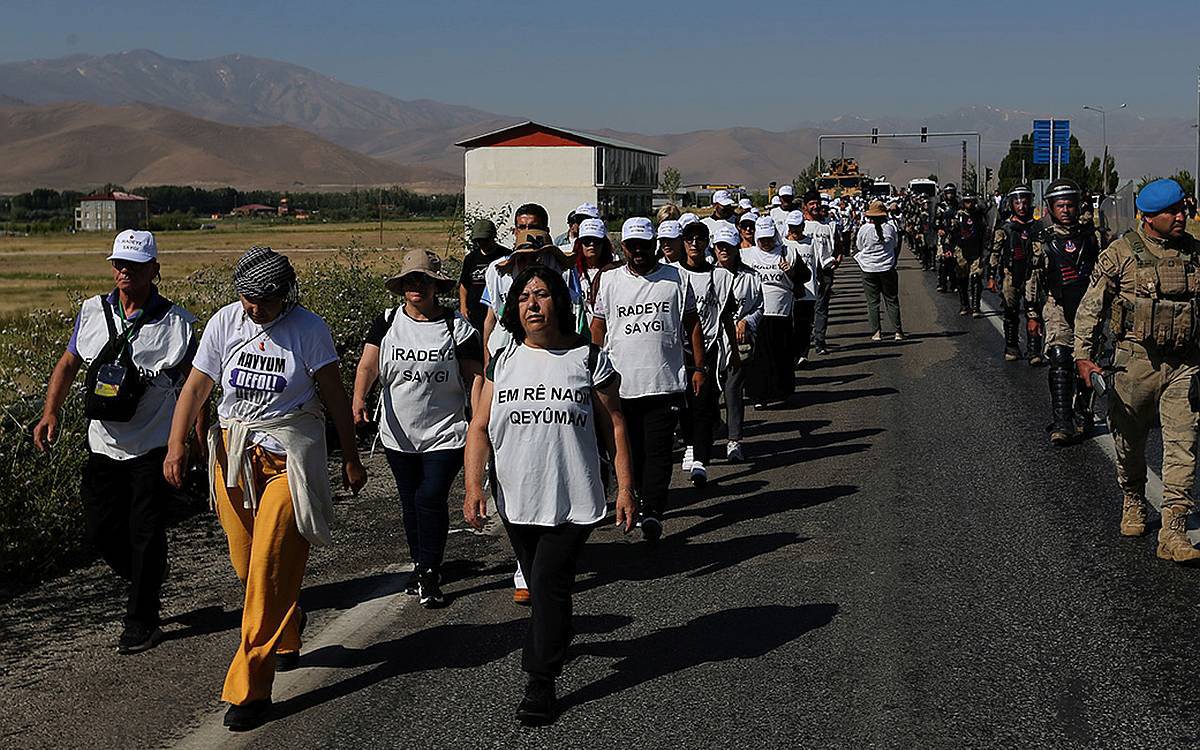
top-left (989, 214), bottom-right (1041, 362)
top-left (1073, 225), bottom-right (1200, 562)
top-left (950, 204), bottom-right (988, 316)
top-left (934, 196), bottom-right (959, 293)
top-left (1027, 220), bottom-right (1102, 443)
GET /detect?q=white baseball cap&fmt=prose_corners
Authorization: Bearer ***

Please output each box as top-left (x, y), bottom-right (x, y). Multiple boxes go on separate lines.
top-left (678, 212), bottom-right (699, 227)
top-left (778, 184), bottom-right (795, 197)
top-left (656, 220), bottom-right (682, 239)
top-left (754, 216), bottom-right (778, 240)
top-left (712, 224), bottom-right (740, 247)
top-left (573, 202), bottom-right (600, 219)
top-left (712, 189), bottom-right (735, 206)
top-left (578, 218), bottom-right (607, 240)
top-left (108, 229), bottom-right (158, 264)
top-left (621, 217), bottom-right (654, 241)
top-left (737, 211), bottom-right (759, 225)
top-left (770, 195), bottom-right (781, 206)
top-left (787, 210), bottom-right (806, 226)
top-left (737, 197), bottom-right (753, 210)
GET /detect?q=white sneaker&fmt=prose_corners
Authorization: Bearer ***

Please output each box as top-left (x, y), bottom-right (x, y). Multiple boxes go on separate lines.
top-left (871, 331), bottom-right (883, 341)
top-left (689, 462), bottom-right (707, 487)
top-left (681, 445), bottom-right (694, 472)
top-left (726, 441), bottom-right (743, 462)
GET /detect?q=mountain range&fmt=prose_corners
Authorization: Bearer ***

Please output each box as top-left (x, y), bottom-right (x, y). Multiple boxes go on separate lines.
top-left (0, 50), bottom-right (1193, 193)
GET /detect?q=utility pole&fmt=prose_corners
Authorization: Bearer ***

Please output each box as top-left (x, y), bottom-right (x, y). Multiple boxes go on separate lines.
top-left (1084, 103), bottom-right (1125, 196)
top-left (1196, 66), bottom-right (1199, 207)
top-left (961, 140), bottom-right (968, 191)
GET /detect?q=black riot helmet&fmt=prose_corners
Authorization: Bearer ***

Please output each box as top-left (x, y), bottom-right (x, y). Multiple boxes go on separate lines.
top-left (961, 191), bottom-right (978, 205)
top-left (1044, 179), bottom-right (1081, 204)
top-left (1008, 184), bottom-right (1033, 199)
top-left (942, 183), bottom-right (957, 194)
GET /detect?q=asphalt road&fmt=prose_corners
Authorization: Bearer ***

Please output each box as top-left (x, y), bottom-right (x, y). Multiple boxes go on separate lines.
top-left (8, 252), bottom-right (1200, 749)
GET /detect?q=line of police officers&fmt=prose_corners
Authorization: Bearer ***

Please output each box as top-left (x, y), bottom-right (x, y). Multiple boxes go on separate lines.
top-left (978, 176), bottom-right (1200, 565)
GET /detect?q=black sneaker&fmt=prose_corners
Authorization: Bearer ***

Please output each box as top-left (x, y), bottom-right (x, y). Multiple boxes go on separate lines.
top-left (405, 567), bottom-right (423, 596)
top-left (640, 516), bottom-right (663, 542)
top-left (223, 699), bottom-right (272, 731)
top-left (516, 679), bottom-right (557, 726)
top-left (117, 622), bottom-right (163, 655)
top-left (418, 569), bottom-right (446, 609)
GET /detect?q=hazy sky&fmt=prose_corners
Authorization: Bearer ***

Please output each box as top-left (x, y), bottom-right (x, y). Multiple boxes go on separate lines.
top-left (2, 0), bottom-right (1198, 134)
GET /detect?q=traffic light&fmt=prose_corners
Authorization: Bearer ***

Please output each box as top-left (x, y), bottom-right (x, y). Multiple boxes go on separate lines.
top-left (985, 167), bottom-right (993, 183)
top-left (871, 128), bottom-right (878, 144)
top-left (920, 127), bottom-right (928, 143)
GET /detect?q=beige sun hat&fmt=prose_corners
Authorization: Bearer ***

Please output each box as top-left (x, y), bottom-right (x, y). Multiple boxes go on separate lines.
top-left (385, 249), bottom-right (456, 294)
top-left (864, 200), bottom-right (889, 219)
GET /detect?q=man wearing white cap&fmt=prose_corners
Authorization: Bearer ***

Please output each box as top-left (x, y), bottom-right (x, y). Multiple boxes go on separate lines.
top-left (784, 210), bottom-right (822, 363)
top-left (555, 203), bottom-right (600, 251)
top-left (770, 184), bottom-right (797, 238)
top-left (710, 223), bottom-right (763, 462)
top-left (735, 197), bottom-right (755, 223)
top-left (33, 230), bottom-right (198, 654)
top-left (740, 216), bottom-right (807, 406)
top-left (701, 190), bottom-right (738, 240)
top-left (591, 218), bottom-right (704, 541)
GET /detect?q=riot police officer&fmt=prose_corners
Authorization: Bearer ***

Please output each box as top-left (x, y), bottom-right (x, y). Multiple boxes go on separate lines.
top-left (1026, 178), bottom-right (1102, 445)
top-left (950, 192), bottom-right (988, 317)
top-left (988, 185), bottom-right (1042, 363)
top-left (934, 183), bottom-right (960, 293)
top-left (1074, 178), bottom-right (1200, 564)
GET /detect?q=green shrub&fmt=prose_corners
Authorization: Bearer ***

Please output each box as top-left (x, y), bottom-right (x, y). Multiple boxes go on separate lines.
top-left (0, 245), bottom-right (458, 592)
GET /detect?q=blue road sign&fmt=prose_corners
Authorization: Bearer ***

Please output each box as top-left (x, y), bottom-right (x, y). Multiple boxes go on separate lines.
top-left (1033, 119), bottom-right (1070, 165)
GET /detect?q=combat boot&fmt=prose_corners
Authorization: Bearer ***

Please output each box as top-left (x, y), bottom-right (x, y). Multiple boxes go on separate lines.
top-left (958, 283), bottom-right (970, 316)
top-left (1027, 332), bottom-right (1045, 366)
top-left (1156, 504), bottom-right (1200, 565)
top-left (970, 278), bottom-right (984, 318)
top-left (1047, 346), bottom-right (1077, 445)
top-left (1002, 314), bottom-right (1020, 361)
top-left (1119, 495), bottom-right (1147, 537)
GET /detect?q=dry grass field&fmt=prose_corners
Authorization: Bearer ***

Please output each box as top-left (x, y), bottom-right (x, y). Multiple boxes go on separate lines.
top-left (0, 218), bottom-right (464, 313)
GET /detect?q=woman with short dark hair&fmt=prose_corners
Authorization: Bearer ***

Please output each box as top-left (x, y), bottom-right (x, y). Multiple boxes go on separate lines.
top-left (464, 265), bottom-right (636, 726)
top-left (164, 246), bottom-right (367, 731)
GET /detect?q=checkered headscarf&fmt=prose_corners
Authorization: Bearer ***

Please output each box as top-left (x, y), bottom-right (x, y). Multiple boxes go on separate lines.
top-left (234, 246), bottom-right (296, 301)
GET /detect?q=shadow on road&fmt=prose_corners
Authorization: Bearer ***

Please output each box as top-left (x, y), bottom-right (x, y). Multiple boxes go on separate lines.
top-left (559, 603), bottom-right (838, 711)
top-left (268, 614), bottom-right (633, 722)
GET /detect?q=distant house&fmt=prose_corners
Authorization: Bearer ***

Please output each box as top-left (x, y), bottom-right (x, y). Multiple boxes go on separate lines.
top-left (75, 192), bottom-right (148, 232)
top-left (230, 204), bottom-right (277, 217)
top-left (456, 121), bottom-right (664, 244)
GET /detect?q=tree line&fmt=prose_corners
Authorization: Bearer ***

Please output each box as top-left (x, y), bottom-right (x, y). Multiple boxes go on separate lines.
top-left (1, 185), bottom-right (464, 233)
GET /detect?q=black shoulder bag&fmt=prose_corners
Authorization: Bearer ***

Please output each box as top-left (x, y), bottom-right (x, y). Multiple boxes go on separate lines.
top-left (83, 296), bottom-right (150, 422)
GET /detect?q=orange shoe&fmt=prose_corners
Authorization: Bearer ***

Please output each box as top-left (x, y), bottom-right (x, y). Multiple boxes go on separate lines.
top-left (513, 588), bottom-right (531, 605)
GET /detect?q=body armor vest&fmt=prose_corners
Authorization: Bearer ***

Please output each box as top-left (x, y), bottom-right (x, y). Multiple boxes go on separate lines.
top-left (1111, 231), bottom-right (1200, 352)
top-left (1042, 226), bottom-right (1099, 320)
top-left (1000, 218), bottom-right (1036, 269)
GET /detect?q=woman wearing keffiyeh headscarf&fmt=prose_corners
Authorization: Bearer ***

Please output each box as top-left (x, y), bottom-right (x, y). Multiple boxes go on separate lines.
top-left (164, 246), bottom-right (366, 731)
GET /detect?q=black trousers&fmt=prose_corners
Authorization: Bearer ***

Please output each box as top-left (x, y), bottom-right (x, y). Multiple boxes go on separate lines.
top-left (679, 346), bottom-right (719, 466)
top-left (621, 393), bottom-right (679, 520)
top-left (503, 521), bottom-right (593, 681)
top-left (747, 315), bottom-right (794, 405)
top-left (792, 299), bottom-right (816, 361)
top-left (384, 448), bottom-right (463, 571)
top-left (80, 447), bottom-right (170, 627)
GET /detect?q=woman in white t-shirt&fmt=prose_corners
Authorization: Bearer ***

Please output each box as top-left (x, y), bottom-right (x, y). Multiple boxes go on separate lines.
top-left (854, 201), bottom-right (905, 341)
top-left (163, 246), bottom-right (366, 732)
top-left (711, 224), bottom-right (764, 463)
top-left (740, 215), bottom-right (809, 406)
top-left (672, 219), bottom-right (738, 485)
top-left (352, 250), bottom-right (483, 609)
top-left (463, 266), bottom-right (635, 727)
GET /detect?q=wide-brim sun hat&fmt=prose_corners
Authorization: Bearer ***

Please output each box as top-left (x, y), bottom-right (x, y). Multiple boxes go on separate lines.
top-left (864, 200), bottom-right (889, 219)
top-left (499, 228), bottom-right (567, 270)
top-left (386, 249), bottom-right (456, 294)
